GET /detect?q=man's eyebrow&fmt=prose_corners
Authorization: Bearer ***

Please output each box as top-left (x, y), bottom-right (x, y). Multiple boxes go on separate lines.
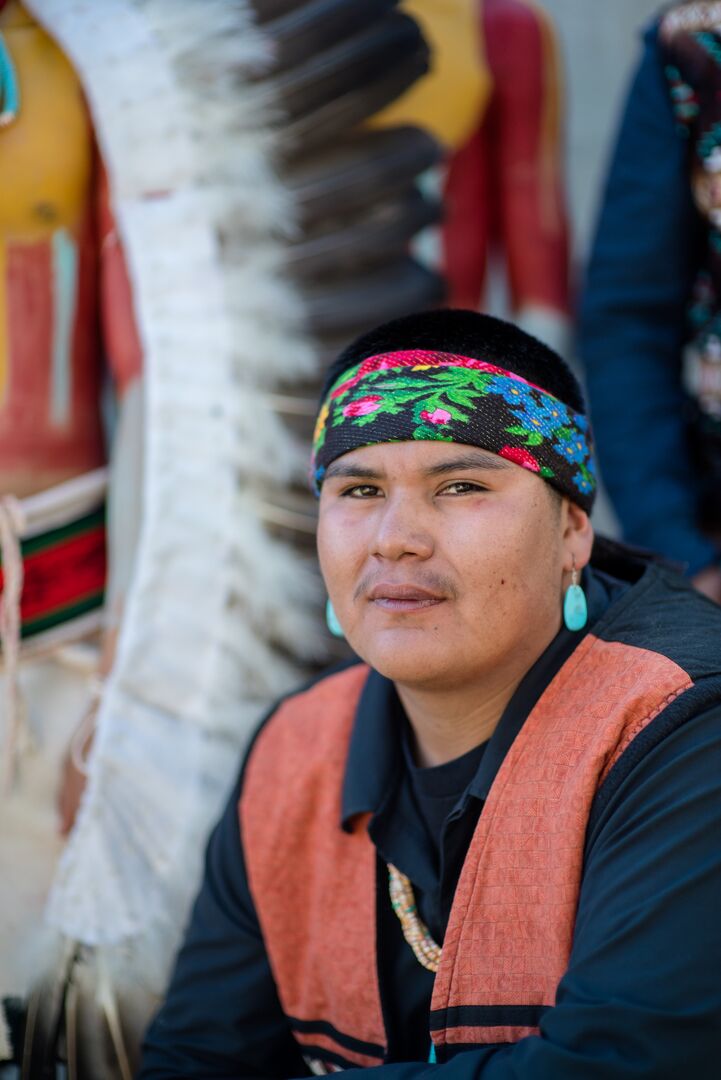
top-left (324, 461), bottom-right (383, 480)
top-left (323, 450), bottom-right (513, 481)
top-left (426, 451), bottom-right (514, 475)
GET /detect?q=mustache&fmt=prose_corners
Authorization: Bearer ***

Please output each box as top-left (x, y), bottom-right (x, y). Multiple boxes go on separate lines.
top-left (353, 571), bottom-right (457, 603)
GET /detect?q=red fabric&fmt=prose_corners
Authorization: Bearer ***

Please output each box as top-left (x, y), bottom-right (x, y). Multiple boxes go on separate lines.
top-left (0, 220), bottom-right (104, 475)
top-left (431, 635), bottom-right (692, 1048)
top-left (0, 525), bottom-right (106, 625)
top-left (443, 0), bottom-right (570, 314)
top-left (240, 641), bottom-right (692, 1062)
top-left (241, 665), bottom-right (386, 1067)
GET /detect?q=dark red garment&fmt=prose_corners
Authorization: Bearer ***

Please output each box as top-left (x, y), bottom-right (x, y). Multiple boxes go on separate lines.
top-left (443, 0), bottom-right (570, 315)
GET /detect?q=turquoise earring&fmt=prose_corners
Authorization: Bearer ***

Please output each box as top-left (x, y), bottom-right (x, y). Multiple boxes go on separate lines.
top-left (563, 560), bottom-right (588, 632)
top-left (325, 598), bottom-right (344, 638)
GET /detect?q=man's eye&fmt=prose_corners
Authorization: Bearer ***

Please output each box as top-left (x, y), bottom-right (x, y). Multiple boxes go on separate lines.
top-left (342, 484), bottom-right (381, 498)
top-left (439, 481), bottom-right (488, 496)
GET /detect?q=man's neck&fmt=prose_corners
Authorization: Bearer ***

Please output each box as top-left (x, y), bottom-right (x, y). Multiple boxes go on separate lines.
top-left (396, 620), bottom-right (562, 768)
top-left (397, 680), bottom-right (516, 767)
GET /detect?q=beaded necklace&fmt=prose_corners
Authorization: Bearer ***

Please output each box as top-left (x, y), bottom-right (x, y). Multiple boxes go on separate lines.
top-left (388, 863), bottom-right (441, 973)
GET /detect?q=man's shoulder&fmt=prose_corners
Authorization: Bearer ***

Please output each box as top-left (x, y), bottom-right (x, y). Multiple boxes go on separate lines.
top-left (238, 661), bottom-right (369, 832)
top-left (597, 565), bottom-right (721, 683)
top-left (273, 659), bottom-right (369, 723)
top-left (586, 566), bottom-right (721, 832)
top-left (245, 660), bottom-right (369, 772)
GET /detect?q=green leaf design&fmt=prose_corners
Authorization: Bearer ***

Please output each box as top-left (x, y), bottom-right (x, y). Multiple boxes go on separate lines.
top-left (445, 388), bottom-right (484, 408)
top-left (375, 368), bottom-right (491, 389)
top-left (412, 423), bottom-right (454, 441)
top-left (375, 388), bottom-right (436, 405)
top-left (372, 376), bottom-right (439, 391)
top-left (416, 395), bottom-right (471, 424)
top-left (378, 401), bottom-right (405, 416)
top-left (540, 466), bottom-right (555, 479)
top-left (352, 412), bottom-right (383, 428)
top-left (434, 373), bottom-right (492, 392)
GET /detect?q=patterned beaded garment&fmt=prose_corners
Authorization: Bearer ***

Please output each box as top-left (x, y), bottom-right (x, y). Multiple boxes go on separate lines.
top-left (661, 1), bottom-right (721, 516)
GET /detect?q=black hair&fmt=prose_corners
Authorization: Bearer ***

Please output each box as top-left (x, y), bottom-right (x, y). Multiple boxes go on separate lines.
top-left (319, 308), bottom-right (585, 413)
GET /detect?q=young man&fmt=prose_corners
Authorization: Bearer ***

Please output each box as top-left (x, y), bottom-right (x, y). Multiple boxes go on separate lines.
top-left (140, 310), bottom-right (721, 1078)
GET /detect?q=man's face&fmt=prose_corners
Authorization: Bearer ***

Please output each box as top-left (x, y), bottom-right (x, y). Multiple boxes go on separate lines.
top-left (317, 440), bottom-right (576, 692)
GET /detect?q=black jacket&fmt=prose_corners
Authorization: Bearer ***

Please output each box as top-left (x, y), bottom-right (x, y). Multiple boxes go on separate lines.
top-left (140, 541), bottom-right (721, 1079)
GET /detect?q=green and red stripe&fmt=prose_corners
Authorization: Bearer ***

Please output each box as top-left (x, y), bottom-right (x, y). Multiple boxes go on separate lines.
top-left (0, 507), bottom-right (106, 640)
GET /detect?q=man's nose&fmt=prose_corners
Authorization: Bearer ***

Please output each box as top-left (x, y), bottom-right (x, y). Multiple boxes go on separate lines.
top-left (370, 494), bottom-right (434, 561)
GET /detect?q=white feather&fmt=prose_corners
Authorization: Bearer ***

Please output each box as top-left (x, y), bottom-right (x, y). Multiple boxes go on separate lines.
top-left (21, 0), bottom-right (327, 995)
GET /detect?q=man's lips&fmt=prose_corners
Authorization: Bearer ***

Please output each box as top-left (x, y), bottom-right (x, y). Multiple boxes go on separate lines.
top-left (367, 583), bottom-right (446, 612)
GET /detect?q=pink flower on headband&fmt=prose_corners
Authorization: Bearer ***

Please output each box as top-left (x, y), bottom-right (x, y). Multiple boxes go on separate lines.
top-left (499, 445), bottom-right (541, 472)
top-left (342, 395), bottom-right (383, 417)
top-left (420, 408), bottom-right (451, 424)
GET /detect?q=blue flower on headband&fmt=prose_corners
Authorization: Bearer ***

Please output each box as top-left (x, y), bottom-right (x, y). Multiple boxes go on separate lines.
top-left (554, 434), bottom-right (588, 466)
top-left (511, 396), bottom-right (568, 435)
top-left (573, 472), bottom-right (594, 495)
top-left (484, 374), bottom-right (536, 408)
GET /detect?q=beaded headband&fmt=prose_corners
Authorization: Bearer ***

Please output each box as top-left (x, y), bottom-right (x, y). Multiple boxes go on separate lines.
top-left (311, 350), bottom-right (597, 511)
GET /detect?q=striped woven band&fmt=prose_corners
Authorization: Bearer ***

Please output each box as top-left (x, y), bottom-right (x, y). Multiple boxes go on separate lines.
top-left (0, 506), bottom-right (106, 644)
top-left (311, 350), bottom-right (596, 511)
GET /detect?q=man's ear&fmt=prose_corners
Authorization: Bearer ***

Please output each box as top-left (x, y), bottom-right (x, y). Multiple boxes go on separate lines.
top-left (561, 500), bottom-right (594, 574)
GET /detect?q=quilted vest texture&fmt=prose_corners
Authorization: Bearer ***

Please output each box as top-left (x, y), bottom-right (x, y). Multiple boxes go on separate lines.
top-left (240, 638), bottom-right (692, 1068)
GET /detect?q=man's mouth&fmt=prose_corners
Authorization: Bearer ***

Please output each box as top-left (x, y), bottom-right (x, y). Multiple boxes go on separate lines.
top-left (367, 583), bottom-right (446, 612)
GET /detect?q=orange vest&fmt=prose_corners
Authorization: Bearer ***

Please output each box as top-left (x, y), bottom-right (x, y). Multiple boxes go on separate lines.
top-left (240, 637), bottom-right (693, 1068)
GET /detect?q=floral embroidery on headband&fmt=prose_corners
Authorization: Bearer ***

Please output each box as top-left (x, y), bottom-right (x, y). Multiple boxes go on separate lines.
top-left (311, 350), bottom-right (596, 510)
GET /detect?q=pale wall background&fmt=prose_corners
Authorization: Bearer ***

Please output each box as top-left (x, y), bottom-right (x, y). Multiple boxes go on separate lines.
top-left (544, 0), bottom-right (662, 263)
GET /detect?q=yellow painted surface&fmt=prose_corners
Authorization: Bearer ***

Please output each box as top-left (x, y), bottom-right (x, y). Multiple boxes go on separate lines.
top-left (0, 243), bottom-right (6, 406)
top-left (368, 0), bottom-right (492, 151)
top-left (0, 2), bottom-right (91, 409)
top-left (0, 2), bottom-right (91, 241)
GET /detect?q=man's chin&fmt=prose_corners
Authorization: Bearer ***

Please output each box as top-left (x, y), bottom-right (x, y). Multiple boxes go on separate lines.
top-left (353, 631), bottom-right (450, 687)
